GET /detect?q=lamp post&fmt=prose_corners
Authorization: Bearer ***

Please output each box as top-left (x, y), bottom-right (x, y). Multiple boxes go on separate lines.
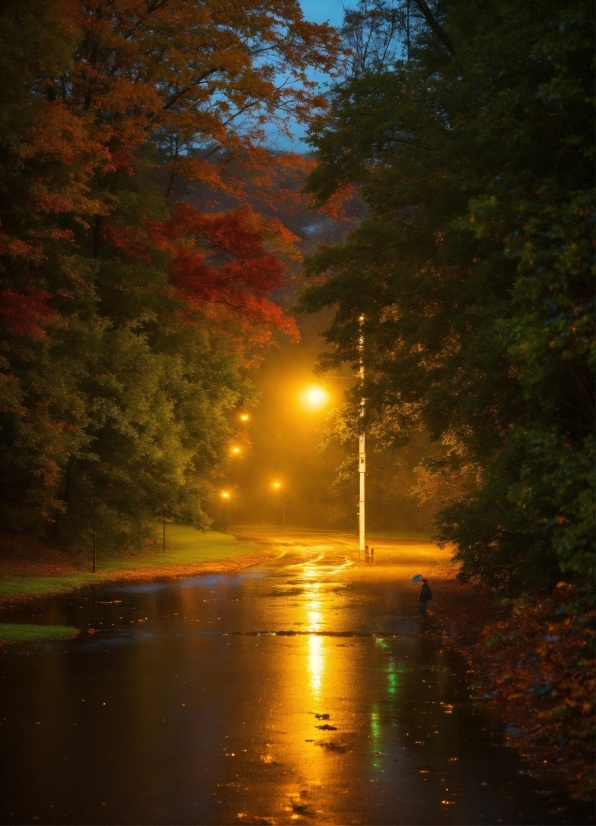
top-left (358, 315), bottom-right (366, 558)
top-left (272, 481), bottom-right (285, 526)
top-left (297, 374), bottom-right (365, 554)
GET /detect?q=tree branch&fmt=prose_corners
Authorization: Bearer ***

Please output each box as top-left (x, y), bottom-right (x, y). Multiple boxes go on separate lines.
top-left (411, 0), bottom-right (455, 54)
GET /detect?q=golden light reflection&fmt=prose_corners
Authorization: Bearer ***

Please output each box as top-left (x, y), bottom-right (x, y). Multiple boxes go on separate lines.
top-left (308, 634), bottom-right (324, 696)
top-left (306, 585), bottom-right (325, 697)
top-left (307, 610), bottom-right (321, 632)
top-left (274, 556), bottom-right (364, 805)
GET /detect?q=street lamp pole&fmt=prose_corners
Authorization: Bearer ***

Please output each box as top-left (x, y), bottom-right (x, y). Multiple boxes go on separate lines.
top-left (358, 315), bottom-right (366, 557)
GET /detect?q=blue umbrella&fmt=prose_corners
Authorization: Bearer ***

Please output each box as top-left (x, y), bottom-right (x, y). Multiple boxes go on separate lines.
top-left (411, 574), bottom-right (422, 582)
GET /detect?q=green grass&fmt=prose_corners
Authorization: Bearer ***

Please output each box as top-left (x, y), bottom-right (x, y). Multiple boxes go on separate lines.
top-left (103, 525), bottom-right (263, 572)
top-left (0, 623), bottom-right (79, 644)
top-left (0, 527), bottom-right (265, 603)
top-left (0, 574), bottom-right (99, 601)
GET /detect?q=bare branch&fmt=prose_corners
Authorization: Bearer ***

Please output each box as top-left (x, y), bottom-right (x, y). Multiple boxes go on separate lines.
top-left (411, 0), bottom-right (455, 54)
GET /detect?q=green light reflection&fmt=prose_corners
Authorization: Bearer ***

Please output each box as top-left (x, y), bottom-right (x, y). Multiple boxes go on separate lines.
top-left (371, 705), bottom-right (381, 770)
top-left (387, 663), bottom-right (398, 696)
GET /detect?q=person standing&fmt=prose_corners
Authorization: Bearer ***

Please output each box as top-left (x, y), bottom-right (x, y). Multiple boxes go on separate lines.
top-left (419, 578), bottom-right (432, 615)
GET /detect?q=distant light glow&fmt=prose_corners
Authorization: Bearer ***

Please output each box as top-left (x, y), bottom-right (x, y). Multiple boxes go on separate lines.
top-left (300, 384), bottom-right (330, 411)
top-left (239, 413), bottom-right (249, 422)
top-left (221, 491), bottom-right (230, 499)
top-left (231, 446), bottom-right (241, 454)
top-left (272, 481), bottom-right (281, 489)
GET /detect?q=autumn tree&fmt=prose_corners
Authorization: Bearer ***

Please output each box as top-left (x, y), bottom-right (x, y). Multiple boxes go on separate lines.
top-left (0, 0), bottom-right (341, 548)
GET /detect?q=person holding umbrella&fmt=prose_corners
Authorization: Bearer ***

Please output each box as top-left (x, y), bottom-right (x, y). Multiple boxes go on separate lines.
top-left (412, 574), bottom-right (432, 615)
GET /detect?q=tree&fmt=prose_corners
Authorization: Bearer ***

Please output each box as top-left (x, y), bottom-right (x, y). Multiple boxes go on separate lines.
top-left (300, 0), bottom-right (594, 590)
top-left (0, 0), bottom-right (341, 549)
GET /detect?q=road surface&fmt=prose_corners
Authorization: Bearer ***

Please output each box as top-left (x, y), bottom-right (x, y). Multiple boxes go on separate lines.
top-left (0, 529), bottom-right (590, 825)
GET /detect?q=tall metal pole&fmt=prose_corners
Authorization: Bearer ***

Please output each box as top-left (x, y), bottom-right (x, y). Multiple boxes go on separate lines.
top-left (358, 315), bottom-right (366, 556)
top-left (93, 528), bottom-right (97, 574)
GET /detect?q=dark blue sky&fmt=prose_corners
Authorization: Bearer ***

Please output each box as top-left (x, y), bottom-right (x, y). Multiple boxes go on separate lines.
top-left (300, 0), bottom-right (345, 27)
top-left (276, 0), bottom-right (346, 149)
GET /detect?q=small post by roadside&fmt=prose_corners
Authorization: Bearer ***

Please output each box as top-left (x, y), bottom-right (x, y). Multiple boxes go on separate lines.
top-left (93, 528), bottom-right (97, 573)
top-left (163, 519), bottom-right (166, 553)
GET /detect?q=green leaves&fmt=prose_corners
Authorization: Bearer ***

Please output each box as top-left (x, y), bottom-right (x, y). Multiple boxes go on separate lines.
top-left (301, 0), bottom-right (594, 589)
top-left (0, 0), bottom-right (328, 551)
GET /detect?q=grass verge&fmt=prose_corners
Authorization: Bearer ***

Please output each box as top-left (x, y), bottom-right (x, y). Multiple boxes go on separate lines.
top-left (0, 526), bottom-right (271, 605)
top-left (0, 623), bottom-right (79, 645)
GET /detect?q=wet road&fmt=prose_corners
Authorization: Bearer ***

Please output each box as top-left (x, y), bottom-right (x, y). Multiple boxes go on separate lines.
top-left (0, 531), bottom-right (590, 825)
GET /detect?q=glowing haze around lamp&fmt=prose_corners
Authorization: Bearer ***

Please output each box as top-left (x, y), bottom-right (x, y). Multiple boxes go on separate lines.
top-left (300, 384), bottom-right (330, 411)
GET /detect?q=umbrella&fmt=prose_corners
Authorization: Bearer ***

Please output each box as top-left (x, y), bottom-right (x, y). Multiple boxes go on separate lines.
top-left (411, 574), bottom-right (422, 582)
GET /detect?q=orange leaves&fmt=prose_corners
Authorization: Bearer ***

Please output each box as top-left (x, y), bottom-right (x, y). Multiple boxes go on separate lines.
top-left (48, 0), bottom-right (340, 164)
top-left (161, 203), bottom-right (298, 339)
top-left (102, 201), bottom-right (299, 343)
top-left (109, 149), bottom-right (134, 177)
top-left (0, 289), bottom-right (56, 339)
top-left (16, 101), bottom-right (108, 230)
top-left (101, 222), bottom-right (153, 264)
top-left (480, 584), bottom-right (595, 800)
top-left (2, 0), bottom-right (334, 347)
top-left (315, 182), bottom-right (357, 220)
top-left (13, 0), bottom-right (332, 350)
top-left (1, 1), bottom-right (320, 355)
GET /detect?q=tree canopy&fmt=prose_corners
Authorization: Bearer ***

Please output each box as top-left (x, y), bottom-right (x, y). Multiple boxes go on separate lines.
top-left (0, 0), bottom-right (340, 549)
top-left (300, 0), bottom-right (594, 590)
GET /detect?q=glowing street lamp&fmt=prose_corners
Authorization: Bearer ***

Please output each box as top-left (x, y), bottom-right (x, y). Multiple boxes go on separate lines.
top-left (231, 446), bottom-right (241, 456)
top-left (239, 413), bottom-right (249, 422)
top-left (271, 481), bottom-right (286, 526)
top-left (299, 384), bottom-right (330, 412)
top-left (221, 490), bottom-right (231, 527)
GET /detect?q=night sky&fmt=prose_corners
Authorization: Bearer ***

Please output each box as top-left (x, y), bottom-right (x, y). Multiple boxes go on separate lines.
top-left (275, 0), bottom-right (347, 150)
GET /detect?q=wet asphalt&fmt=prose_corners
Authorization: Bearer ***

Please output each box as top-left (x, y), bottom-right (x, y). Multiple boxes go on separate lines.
top-left (0, 532), bottom-right (591, 825)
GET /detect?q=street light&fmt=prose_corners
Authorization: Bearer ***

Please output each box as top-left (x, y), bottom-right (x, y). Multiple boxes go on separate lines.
top-left (271, 481), bottom-right (286, 526)
top-left (239, 413), bottom-right (249, 422)
top-left (297, 359), bottom-right (365, 556)
top-left (299, 384), bottom-right (330, 411)
top-left (221, 490), bottom-right (231, 527)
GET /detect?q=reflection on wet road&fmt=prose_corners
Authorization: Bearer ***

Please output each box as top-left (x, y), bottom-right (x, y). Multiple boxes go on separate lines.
top-left (0, 533), bottom-right (590, 825)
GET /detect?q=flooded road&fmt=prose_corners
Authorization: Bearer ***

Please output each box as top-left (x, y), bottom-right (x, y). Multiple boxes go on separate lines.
top-left (0, 531), bottom-right (590, 825)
